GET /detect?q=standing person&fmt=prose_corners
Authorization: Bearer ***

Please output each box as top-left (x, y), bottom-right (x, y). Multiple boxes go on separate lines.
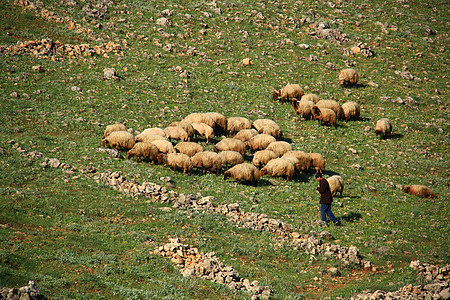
top-left (316, 172), bottom-right (340, 226)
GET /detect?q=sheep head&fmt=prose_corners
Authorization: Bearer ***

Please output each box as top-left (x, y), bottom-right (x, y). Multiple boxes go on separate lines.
top-left (272, 90), bottom-right (280, 100)
top-left (311, 106), bottom-right (321, 119)
top-left (101, 139), bottom-right (108, 148)
top-left (260, 168), bottom-right (268, 176)
top-left (157, 153), bottom-right (167, 164)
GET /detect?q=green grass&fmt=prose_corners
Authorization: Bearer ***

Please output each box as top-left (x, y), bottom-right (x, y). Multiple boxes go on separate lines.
top-left (0, 0), bottom-right (449, 299)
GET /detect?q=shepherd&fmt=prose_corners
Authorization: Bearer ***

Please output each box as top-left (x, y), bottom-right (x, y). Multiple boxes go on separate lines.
top-left (316, 172), bottom-right (340, 226)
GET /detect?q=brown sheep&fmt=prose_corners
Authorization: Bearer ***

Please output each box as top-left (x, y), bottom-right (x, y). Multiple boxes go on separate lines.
top-left (260, 158), bottom-right (295, 181)
top-left (158, 153), bottom-right (193, 175)
top-left (191, 151), bottom-right (222, 174)
top-left (311, 106), bottom-right (337, 127)
top-left (273, 84), bottom-right (304, 103)
top-left (282, 151), bottom-right (312, 173)
top-left (339, 68), bottom-right (359, 87)
top-left (164, 126), bottom-right (189, 142)
top-left (252, 150), bottom-right (279, 168)
top-left (341, 101), bottom-right (361, 121)
top-left (227, 116), bottom-right (252, 135)
top-left (327, 175), bottom-right (344, 197)
top-left (234, 129), bottom-right (259, 143)
top-left (266, 141), bottom-right (292, 157)
top-left (168, 121), bottom-right (195, 140)
top-left (151, 139), bottom-right (175, 154)
top-left (141, 127), bottom-right (166, 137)
top-left (309, 152), bottom-right (326, 173)
top-left (174, 142), bottom-right (204, 157)
top-left (375, 118), bottom-right (392, 138)
top-left (101, 131), bottom-right (135, 150)
top-left (301, 93), bottom-right (320, 103)
top-left (292, 100), bottom-right (315, 120)
top-left (127, 142), bottom-right (159, 163)
top-left (404, 185), bottom-right (436, 199)
top-left (205, 112), bottom-right (227, 133)
top-left (102, 123), bottom-right (127, 138)
top-left (258, 124), bottom-right (283, 140)
top-left (218, 151), bottom-right (245, 168)
top-left (191, 122), bottom-right (215, 144)
top-left (252, 119), bottom-right (281, 133)
top-left (315, 100), bottom-right (344, 120)
top-left (280, 155), bottom-right (301, 173)
top-left (224, 163), bottom-right (260, 186)
top-left (212, 138), bottom-right (247, 156)
top-left (183, 113), bottom-right (216, 129)
top-left (135, 133), bottom-right (167, 143)
top-left (246, 134), bottom-right (276, 152)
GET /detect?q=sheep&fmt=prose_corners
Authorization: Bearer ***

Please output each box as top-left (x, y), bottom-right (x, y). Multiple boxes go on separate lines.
top-left (311, 106), bottom-right (337, 127)
top-left (151, 139), bottom-right (175, 154)
top-left (174, 142), bottom-right (204, 157)
top-left (258, 124), bottom-right (283, 140)
top-left (191, 122), bottom-right (215, 144)
top-left (127, 142), bottom-right (159, 163)
top-left (135, 133), bottom-right (167, 143)
top-left (403, 185), bottom-right (436, 199)
top-left (212, 138), bottom-right (247, 156)
top-left (191, 151), bottom-right (222, 174)
top-left (292, 100), bottom-right (315, 120)
top-left (260, 158), bottom-right (295, 181)
top-left (266, 141), bottom-right (292, 157)
top-left (246, 134), bottom-right (276, 152)
top-left (315, 100), bottom-right (344, 120)
top-left (101, 131), bottom-right (135, 150)
top-left (252, 149), bottom-right (279, 168)
top-left (280, 155), bottom-right (301, 173)
top-left (301, 93), bottom-right (320, 103)
top-left (168, 121), bottom-right (195, 140)
top-left (141, 127), bottom-right (166, 137)
top-left (341, 101), bottom-right (361, 121)
top-left (273, 84), bottom-right (304, 103)
top-left (157, 153), bottom-right (193, 175)
top-left (252, 119), bottom-right (281, 133)
top-left (234, 128), bottom-right (259, 143)
top-left (226, 116), bottom-right (252, 135)
top-left (102, 123), bottom-right (127, 138)
top-left (205, 112), bottom-right (227, 133)
top-left (308, 152), bottom-right (326, 173)
top-left (327, 175), bottom-right (344, 197)
top-left (282, 151), bottom-right (312, 173)
top-left (375, 118), bottom-right (392, 138)
top-left (183, 113), bottom-right (216, 129)
top-left (224, 163), bottom-right (261, 186)
top-left (218, 151), bottom-right (244, 168)
top-left (339, 68), bottom-right (359, 87)
top-left (164, 126), bottom-right (189, 142)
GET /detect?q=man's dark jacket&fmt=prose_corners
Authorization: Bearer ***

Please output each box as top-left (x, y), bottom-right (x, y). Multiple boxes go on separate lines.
top-left (317, 178), bottom-right (333, 204)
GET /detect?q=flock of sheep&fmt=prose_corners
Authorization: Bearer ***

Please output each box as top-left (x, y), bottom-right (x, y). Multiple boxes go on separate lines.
top-left (100, 68), bottom-right (436, 198)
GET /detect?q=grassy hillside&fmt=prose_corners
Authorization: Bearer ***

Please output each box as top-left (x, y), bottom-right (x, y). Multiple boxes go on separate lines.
top-left (0, 0), bottom-right (448, 298)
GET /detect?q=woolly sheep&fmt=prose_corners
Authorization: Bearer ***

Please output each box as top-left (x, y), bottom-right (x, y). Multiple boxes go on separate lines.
top-left (101, 131), bottom-right (135, 150)
top-left (311, 106), bottom-right (337, 127)
top-left (218, 151), bottom-right (244, 167)
top-left (102, 123), bottom-right (127, 138)
top-left (127, 142), bottom-right (159, 163)
top-left (227, 116), bottom-right (252, 135)
top-left (151, 139), bottom-right (175, 154)
top-left (205, 112), bottom-right (227, 133)
top-left (375, 118), bottom-right (392, 138)
top-left (327, 175), bottom-right (344, 197)
top-left (252, 119), bottom-right (281, 133)
top-left (301, 93), bottom-right (320, 103)
top-left (246, 134), bottom-right (276, 152)
top-left (174, 142), bottom-right (204, 157)
top-left (135, 133), bottom-right (167, 143)
top-left (212, 138), bottom-right (247, 156)
top-left (260, 158), bottom-right (295, 181)
top-left (258, 124), bottom-right (283, 140)
top-left (341, 101), bottom-right (361, 121)
top-left (273, 84), bottom-right (304, 103)
top-left (164, 126), bottom-right (189, 142)
top-left (169, 121), bottom-right (195, 140)
top-left (141, 127), bottom-right (166, 137)
top-left (234, 128), bottom-right (259, 143)
top-left (224, 163), bottom-right (260, 186)
top-left (292, 100), bottom-right (315, 120)
top-left (404, 185), bottom-right (436, 199)
top-left (282, 151), bottom-right (312, 172)
top-left (191, 122), bottom-right (215, 144)
top-left (339, 68), bottom-right (359, 87)
top-left (252, 149), bottom-right (279, 168)
top-left (315, 100), bottom-right (344, 120)
top-left (183, 113), bottom-right (216, 129)
top-left (191, 151), bottom-right (222, 174)
top-left (158, 153), bottom-right (193, 175)
top-left (309, 152), bottom-right (326, 173)
top-left (280, 155), bottom-right (301, 173)
top-left (266, 141), bottom-right (292, 157)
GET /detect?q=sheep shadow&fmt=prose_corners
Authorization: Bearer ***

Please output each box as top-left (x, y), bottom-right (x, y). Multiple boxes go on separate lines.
top-left (322, 170), bottom-right (341, 177)
top-left (256, 179), bottom-right (274, 187)
top-left (339, 211), bottom-right (362, 223)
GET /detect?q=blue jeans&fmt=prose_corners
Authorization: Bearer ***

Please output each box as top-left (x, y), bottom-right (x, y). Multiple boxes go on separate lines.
top-left (321, 204), bottom-right (338, 223)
